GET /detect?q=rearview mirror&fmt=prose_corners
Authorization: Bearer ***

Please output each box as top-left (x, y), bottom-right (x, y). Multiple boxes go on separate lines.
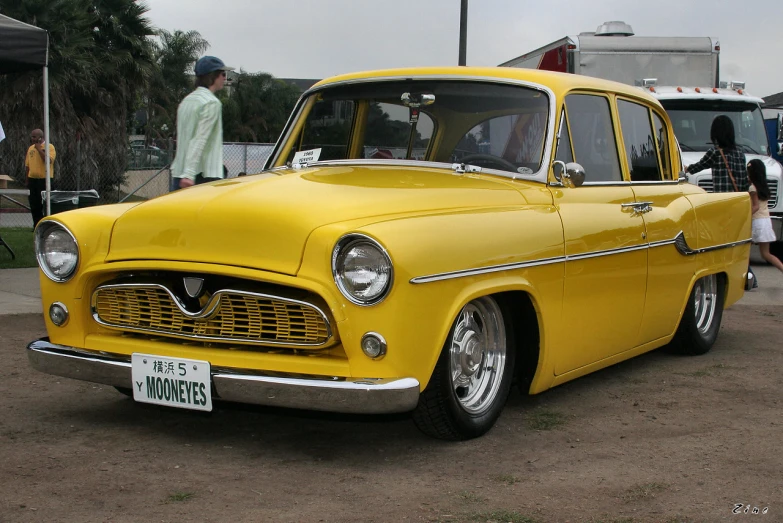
top-left (552, 161), bottom-right (586, 187)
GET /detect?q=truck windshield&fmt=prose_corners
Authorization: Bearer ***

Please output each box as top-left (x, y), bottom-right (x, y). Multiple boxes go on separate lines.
top-left (661, 100), bottom-right (769, 155)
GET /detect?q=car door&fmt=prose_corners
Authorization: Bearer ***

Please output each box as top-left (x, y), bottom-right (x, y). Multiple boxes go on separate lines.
top-left (550, 93), bottom-right (648, 376)
top-left (616, 99), bottom-right (700, 344)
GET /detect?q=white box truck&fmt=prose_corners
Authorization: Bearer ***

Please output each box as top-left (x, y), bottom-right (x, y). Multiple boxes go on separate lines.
top-left (500, 21), bottom-right (783, 249)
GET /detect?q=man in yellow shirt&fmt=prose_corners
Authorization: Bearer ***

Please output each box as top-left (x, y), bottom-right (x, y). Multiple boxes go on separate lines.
top-left (25, 128), bottom-right (56, 227)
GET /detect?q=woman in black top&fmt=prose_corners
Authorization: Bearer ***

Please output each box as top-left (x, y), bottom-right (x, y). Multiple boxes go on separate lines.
top-left (686, 115), bottom-right (748, 193)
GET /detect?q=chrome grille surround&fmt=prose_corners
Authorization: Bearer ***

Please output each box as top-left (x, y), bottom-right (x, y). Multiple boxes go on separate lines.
top-left (91, 283), bottom-right (333, 348)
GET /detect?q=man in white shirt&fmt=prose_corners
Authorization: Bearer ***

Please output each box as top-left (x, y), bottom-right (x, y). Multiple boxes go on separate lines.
top-left (170, 56), bottom-right (234, 191)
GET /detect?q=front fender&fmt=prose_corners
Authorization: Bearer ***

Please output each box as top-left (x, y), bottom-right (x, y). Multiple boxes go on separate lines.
top-left (299, 204), bottom-right (564, 389)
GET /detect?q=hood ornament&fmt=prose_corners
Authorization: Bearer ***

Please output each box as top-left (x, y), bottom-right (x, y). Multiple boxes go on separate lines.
top-left (183, 277), bottom-right (204, 298)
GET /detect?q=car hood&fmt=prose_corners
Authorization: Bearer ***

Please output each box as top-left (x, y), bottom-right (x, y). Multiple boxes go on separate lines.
top-left (106, 165), bottom-right (526, 275)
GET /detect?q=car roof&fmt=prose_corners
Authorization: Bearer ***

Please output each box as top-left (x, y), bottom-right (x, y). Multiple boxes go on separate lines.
top-left (309, 66), bottom-right (661, 106)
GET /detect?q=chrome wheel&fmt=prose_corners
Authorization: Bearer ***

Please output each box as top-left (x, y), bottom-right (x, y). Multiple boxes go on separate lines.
top-left (693, 274), bottom-right (718, 336)
top-left (449, 296), bottom-right (507, 415)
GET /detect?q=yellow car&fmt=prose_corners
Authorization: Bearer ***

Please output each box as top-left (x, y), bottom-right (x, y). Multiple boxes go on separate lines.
top-left (28, 67), bottom-right (751, 440)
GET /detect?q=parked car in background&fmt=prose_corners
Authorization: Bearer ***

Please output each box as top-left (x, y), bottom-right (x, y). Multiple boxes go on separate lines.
top-left (29, 67), bottom-right (751, 440)
top-left (127, 139), bottom-right (168, 170)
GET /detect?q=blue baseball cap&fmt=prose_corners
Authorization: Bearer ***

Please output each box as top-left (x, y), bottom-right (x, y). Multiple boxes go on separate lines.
top-left (194, 56), bottom-right (235, 76)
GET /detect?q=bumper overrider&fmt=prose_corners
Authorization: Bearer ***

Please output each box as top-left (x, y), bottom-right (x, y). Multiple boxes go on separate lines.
top-left (27, 339), bottom-right (421, 414)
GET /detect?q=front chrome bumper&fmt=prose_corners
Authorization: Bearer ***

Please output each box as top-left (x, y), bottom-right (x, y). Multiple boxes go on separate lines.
top-left (27, 339), bottom-right (421, 414)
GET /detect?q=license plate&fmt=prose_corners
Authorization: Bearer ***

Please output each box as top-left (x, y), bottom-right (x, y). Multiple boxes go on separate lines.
top-left (131, 353), bottom-right (212, 412)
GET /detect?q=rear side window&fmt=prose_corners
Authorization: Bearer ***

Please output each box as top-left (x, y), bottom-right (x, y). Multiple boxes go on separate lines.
top-left (564, 94), bottom-right (622, 182)
top-left (617, 99), bottom-right (663, 182)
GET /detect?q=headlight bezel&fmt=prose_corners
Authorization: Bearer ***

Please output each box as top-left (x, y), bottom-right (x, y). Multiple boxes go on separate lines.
top-left (331, 233), bottom-right (394, 306)
top-left (35, 221), bottom-right (80, 283)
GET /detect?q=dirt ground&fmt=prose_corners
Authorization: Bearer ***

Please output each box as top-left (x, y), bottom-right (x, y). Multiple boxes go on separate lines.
top-left (1, 305), bottom-right (781, 523)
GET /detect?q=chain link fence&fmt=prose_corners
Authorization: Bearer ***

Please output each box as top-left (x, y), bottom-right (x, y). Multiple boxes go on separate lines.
top-left (1, 141), bottom-right (274, 228)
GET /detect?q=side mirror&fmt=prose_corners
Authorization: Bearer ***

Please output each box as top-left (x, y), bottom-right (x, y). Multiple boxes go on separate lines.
top-left (552, 160), bottom-right (586, 187)
top-left (777, 113), bottom-right (783, 142)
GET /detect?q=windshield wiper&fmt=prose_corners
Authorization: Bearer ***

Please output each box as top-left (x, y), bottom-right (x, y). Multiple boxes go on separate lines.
top-left (739, 144), bottom-right (761, 155)
top-left (679, 143), bottom-right (695, 151)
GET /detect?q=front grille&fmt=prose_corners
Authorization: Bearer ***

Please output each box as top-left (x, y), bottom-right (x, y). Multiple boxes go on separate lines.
top-left (93, 284), bottom-right (332, 348)
top-left (768, 179), bottom-right (778, 209)
top-left (697, 177), bottom-right (777, 208)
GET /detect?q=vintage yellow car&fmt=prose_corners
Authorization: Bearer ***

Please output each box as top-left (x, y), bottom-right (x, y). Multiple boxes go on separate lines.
top-left (28, 67), bottom-right (751, 440)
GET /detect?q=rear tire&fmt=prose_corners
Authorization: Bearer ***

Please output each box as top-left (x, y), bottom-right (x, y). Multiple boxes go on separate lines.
top-left (413, 296), bottom-right (516, 440)
top-left (666, 274), bottom-right (724, 356)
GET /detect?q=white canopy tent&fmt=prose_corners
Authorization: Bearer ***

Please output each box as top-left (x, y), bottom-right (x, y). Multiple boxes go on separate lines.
top-left (0, 14), bottom-right (51, 214)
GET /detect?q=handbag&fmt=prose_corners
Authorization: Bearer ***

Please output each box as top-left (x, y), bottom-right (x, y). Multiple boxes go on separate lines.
top-left (717, 147), bottom-right (739, 192)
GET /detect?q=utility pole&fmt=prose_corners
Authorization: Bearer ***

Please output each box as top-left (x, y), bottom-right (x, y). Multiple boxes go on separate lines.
top-left (458, 0), bottom-right (468, 66)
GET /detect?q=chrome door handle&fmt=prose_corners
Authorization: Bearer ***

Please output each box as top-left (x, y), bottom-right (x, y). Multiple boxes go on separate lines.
top-left (621, 202), bottom-right (653, 214)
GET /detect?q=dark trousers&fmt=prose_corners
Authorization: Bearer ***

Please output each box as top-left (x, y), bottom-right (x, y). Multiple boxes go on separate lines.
top-left (27, 178), bottom-right (46, 228)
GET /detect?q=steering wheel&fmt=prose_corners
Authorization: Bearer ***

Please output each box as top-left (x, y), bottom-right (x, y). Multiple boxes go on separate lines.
top-left (459, 153), bottom-right (518, 172)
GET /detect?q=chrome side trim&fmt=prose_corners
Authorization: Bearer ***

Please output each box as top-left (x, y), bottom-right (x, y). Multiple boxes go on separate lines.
top-left (410, 255), bottom-right (565, 284)
top-left (411, 231), bottom-right (751, 284)
top-left (674, 231), bottom-right (752, 256)
top-left (27, 339), bottom-right (420, 415)
top-left (581, 181), bottom-right (631, 186)
top-left (91, 283), bottom-right (334, 348)
top-left (630, 180), bottom-right (683, 186)
top-left (566, 243), bottom-right (649, 261)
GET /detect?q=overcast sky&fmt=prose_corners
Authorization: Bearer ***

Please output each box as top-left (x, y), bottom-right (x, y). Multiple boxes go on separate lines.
top-left (142, 0), bottom-right (781, 99)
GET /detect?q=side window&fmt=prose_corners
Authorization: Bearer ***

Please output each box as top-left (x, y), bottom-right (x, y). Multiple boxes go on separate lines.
top-left (564, 94), bottom-right (622, 182)
top-left (652, 112), bottom-right (671, 179)
top-left (617, 99), bottom-right (663, 182)
top-left (555, 109), bottom-right (574, 163)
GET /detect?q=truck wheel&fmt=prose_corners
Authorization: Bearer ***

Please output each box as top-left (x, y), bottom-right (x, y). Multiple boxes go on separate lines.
top-left (666, 274), bottom-right (724, 356)
top-left (769, 241), bottom-right (783, 260)
top-left (413, 296), bottom-right (515, 440)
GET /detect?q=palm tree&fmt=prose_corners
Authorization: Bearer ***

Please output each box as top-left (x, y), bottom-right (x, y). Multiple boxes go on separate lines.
top-left (144, 29), bottom-right (209, 142)
top-left (0, 0), bottom-right (155, 199)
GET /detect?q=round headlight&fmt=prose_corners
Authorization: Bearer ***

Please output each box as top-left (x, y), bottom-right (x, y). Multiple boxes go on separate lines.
top-left (332, 234), bottom-right (393, 305)
top-left (35, 222), bottom-right (79, 282)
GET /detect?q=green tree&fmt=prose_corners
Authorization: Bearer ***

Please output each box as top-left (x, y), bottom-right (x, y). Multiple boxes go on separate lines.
top-left (0, 0), bottom-right (155, 199)
top-left (220, 72), bottom-right (301, 143)
top-left (145, 29), bottom-right (209, 141)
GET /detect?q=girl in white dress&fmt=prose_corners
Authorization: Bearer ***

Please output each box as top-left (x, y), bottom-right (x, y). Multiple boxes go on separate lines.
top-left (747, 159), bottom-right (783, 274)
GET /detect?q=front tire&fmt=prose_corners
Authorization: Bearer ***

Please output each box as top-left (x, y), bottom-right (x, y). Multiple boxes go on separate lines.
top-left (413, 296), bottom-right (516, 440)
top-left (667, 274), bottom-right (724, 355)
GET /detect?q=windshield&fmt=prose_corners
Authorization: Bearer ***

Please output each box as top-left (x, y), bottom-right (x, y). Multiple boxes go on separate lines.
top-left (271, 80), bottom-right (551, 176)
top-left (661, 100), bottom-right (769, 155)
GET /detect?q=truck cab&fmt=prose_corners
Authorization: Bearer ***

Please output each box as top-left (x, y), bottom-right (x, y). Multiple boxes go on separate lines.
top-left (646, 83), bottom-right (783, 241)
